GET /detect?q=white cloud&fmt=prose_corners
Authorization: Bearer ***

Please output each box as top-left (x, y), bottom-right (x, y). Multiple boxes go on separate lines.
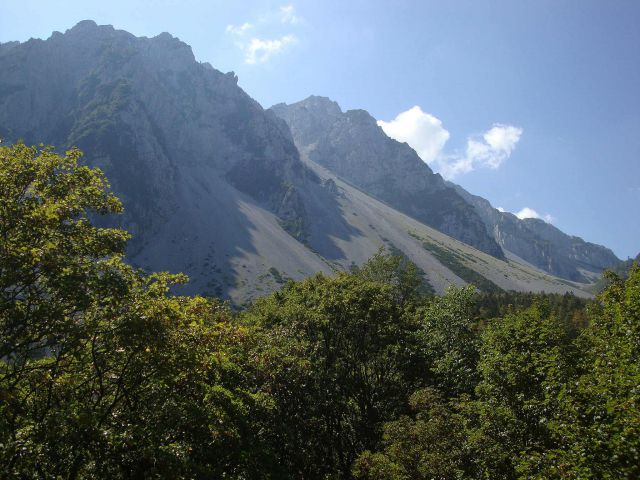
top-left (378, 107), bottom-right (522, 180)
top-left (377, 106), bottom-right (450, 164)
top-left (227, 5), bottom-right (302, 65)
top-left (226, 22), bottom-right (253, 36)
top-left (426, 123), bottom-right (522, 179)
top-left (515, 207), bottom-right (555, 223)
top-left (465, 124), bottom-right (523, 169)
top-left (244, 34), bottom-right (298, 64)
top-left (497, 206), bottom-right (505, 212)
top-left (280, 4), bottom-right (302, 24)
top-left (516, 207), bottom-right (541, 220)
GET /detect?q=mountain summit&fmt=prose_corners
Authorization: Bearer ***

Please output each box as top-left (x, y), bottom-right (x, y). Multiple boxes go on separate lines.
top-left (271, 97), bottom-right (505, 258)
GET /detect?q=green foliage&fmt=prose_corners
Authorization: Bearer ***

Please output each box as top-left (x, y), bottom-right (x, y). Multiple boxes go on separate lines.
top-left (352, 249), bottom-right (433, 306)
top-left (470, 304), bottom-right (576, 478)
top-left (242, 265), bottom-right (425, 478)
top-left (2, 142), bottom-right (638, 479)
top-left (0, 144), bottom-right (272, 478)
top-left (474, 290), bottom-right (590, 333)
top-left (353, 388), bottom-right (474, 480)
top-left (409, 233), bottom-right (502, 293)
top-left (417, 286), bottom-right (480, 397)
top-left (540, 265), bottom-right (640, 479)
top-left (0, 142), bottom-right (127, 368)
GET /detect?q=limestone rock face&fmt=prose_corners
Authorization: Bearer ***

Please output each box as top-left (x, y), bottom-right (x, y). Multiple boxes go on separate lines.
top-left (0, 21), bottom-right (325, 301)
top-left (451, 185), bottom-right (620, 282)
top-left (0, 20), bottom-right (312, 253)
top-left (271, 96), bottom-right (505, 258)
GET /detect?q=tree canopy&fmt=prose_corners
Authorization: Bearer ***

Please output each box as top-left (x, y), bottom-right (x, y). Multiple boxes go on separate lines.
top-left (1, 142), bottom-right (637, 479)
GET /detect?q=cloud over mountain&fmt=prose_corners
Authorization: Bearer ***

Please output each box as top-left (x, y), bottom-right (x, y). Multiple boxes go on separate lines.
top-left (225, 4), bottom-right (302, 65)
top-left (378, 107), bottom-right (522, 179)
top-left (516, 207), bottom-right (555, 223)
top-left (377, 106), bottom-right (450, 164)
top-left (244, 34), bottom-right (297, 64)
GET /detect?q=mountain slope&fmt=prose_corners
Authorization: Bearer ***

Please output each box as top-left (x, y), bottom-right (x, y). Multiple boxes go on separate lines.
top-left (451, 184), bottom-right (620, 282)
top-left (271, 96), bottom-right (620, 283)
top-left (0, 21), bottom-right (334, 301)
top-left (0, 22), bottom-right (595, 302)
top-left (270, 96), bottom-right (505, 258)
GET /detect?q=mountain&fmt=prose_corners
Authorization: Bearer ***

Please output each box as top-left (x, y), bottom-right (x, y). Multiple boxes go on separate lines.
top-left (0, 22), bottom-right (599, 302)
top-left (0, 21), bottom-right (333, 299)
top-left (450, 184), bottom-right (621, 282)
top-left (271, 96), bottom-right (620, 283)
top-left (270, 96), bottom-right (505, 258)
top-left (587, 252), bottom-right (640, 293)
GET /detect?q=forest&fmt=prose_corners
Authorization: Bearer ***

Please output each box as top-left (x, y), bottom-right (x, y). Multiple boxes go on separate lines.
top-left (1, 143), bottom-right (638, 479)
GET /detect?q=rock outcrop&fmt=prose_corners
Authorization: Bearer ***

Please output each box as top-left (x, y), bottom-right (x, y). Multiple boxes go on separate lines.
top-left (451, 185), bottom-right (620, 282)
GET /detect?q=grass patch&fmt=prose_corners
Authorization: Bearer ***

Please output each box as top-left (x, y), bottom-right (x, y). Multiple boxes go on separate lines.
top-left (409, 232), bottom-right (502, 293)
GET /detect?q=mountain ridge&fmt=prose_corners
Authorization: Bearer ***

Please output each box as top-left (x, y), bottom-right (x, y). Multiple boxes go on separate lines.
top-left (270, 96), bottom-right (506, 259)
top-left (449, 183), bottom-right (620, 282)
top-left (271, 95), bottom-right (620, 283)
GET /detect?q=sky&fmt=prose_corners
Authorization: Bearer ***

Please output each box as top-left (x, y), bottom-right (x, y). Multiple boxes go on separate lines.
top-left (1, 0), bottom-right (638, 259)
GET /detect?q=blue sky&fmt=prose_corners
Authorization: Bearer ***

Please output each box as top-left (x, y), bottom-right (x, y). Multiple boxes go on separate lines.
top-left (2, 0), bottom-right (638, 258)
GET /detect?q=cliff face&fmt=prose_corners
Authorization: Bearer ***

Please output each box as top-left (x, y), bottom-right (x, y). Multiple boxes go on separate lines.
top-left (451, 185), bottom-right (620, 282)
top-left (0, 21), bottom-right (332, 300)
top-left (0, 20), bottom-right (313, 251)
top-left (270, 96), bottom-right (505, 258)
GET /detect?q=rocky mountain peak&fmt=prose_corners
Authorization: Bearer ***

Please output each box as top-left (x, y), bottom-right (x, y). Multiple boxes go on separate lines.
top-left (68, 19), bottom-right (100, 31)
top-left (298, 95), bottom-right (343, 115)
top-left (271, 97), bottom-right (505, 258)
top-left (344, 108), bottom-right (378, 126)
top-left (0, 21), bottom-right (314, 273)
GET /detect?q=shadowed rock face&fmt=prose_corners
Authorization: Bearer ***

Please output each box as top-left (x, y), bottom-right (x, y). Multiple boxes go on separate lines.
top-left (270, 96), bottom-right (505, 259)
top-left (0, 20), bottom-right (315, 247)
top-left (450, 184), bottom-right (620, 282)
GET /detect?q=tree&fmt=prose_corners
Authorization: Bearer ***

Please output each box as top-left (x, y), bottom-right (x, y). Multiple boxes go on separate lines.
top-left (353, 388), bottom-right (475, 480)
top-left (0, 144), bottom-right (272, 478)
top-left (243, 264), bottom-right (424, 478)
top-left (417, 286), bottom-right (480, 397)
top-left (469, 304), bottom-right (576, 479)
top-left (541, 266), bottom-right (640, 479)
top-left (0, 143), bottom-right (128, 371)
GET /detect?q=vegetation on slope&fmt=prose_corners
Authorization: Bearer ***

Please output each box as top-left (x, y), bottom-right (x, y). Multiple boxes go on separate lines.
top-left (409, 231), bottom-right (503, 293)
top-left (588, 252), bottom-right (640, 293)
top-left (1, 143), bottom-right (638, 479)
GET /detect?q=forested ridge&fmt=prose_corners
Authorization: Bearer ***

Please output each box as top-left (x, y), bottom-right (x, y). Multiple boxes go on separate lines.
top-left (1, 143), bottom-right (639, 479)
